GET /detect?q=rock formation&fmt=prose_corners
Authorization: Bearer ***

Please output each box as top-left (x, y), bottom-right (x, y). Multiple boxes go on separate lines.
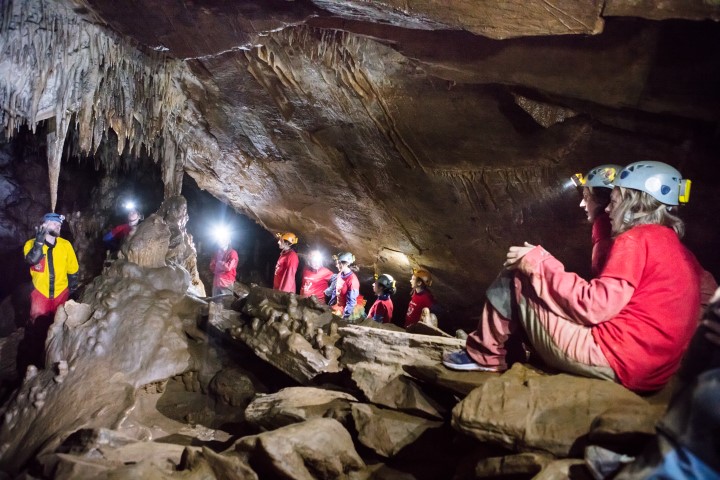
top-left (1, 0), bottom-right (719, 478)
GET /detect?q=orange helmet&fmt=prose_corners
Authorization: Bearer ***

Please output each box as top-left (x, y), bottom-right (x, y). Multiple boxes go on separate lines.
top-left (276, 232), bottom-right (299, 245)
top-left (412, 268), bottom-right (433, 287)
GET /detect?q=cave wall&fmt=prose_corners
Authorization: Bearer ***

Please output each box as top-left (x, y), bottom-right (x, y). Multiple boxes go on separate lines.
top-left (1, 0), bottom-right (719, 328)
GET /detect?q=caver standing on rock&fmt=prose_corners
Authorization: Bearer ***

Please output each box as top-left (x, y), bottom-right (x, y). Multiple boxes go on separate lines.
top-left (300, 250), bottom-right (334, 304)
top-left (443, 161), bottom-right (717, 394)
top-left (21, 212), bottom-right (79, 368)
top-left (328, 252), bottom-right (360, 320)
top-left (404, 268), bottom-right (437, 328)
top-left (575, 164), bottom-right (622, 277)
top-left (209, 226), bottom-right (238, 299)
top-left (274, 232), bottom-right (299, 293)
top-left (367, 273), bottom-right (396, 324)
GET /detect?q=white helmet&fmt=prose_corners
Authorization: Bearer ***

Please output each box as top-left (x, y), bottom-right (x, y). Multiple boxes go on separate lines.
top-left (584, 164), bottom-right (623, 189)
top-left (614, 161), bottom-right (690, 206)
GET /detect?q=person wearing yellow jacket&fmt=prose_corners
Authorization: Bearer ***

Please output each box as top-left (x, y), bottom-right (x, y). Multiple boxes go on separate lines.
top-left (23, 213), bottom-right (79, 321)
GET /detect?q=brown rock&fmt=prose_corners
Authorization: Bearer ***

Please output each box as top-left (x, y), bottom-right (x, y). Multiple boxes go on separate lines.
top-left (245, 387), bottom-right (358, 431)
top-left (588, 403), bottom-right (666, 450)
top-left (452, 364), bottom-right (649, 457)
top-left (533, 458), bottom-right (591, 480)
top-left (351, 403), bottom-right (443, 458)
top-left (341, 325), bottom-right (464, 416)
top-left (231, 418), bottom-right (365, 480)
top-left (207, 367), bottom-right (258, 408)
top-left (467, 452), bottom-right (554, 478)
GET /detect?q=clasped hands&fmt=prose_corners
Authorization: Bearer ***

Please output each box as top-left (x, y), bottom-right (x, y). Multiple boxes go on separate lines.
top-left (503, 242), bottom-right (536, 270)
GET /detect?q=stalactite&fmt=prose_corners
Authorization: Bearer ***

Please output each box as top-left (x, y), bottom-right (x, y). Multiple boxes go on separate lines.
top-left (0, 0), bottom-right (215, 204)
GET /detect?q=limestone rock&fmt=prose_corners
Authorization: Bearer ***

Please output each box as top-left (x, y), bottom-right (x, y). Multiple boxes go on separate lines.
top-left (245, 386), bottom-right (358, 431)
top-left (0, 329), bottom-right (22, 382)
top-left (533, 458), bottom-right (590, 480)
top-left (403, 363), bottom-right (497, 397)
top-left (121, 213), bottom-right (170, 268)
top-left (458, 452), bottom-right (554, 479)
top-left (180, 446), bottom-right (258, 479)
top-left (231, 418), bottom-right (365, 480)
top-left (588, 403), bottom-right (666, 450)
top-left (207, 367), bottom-right (257, 408)
top-left (452, 364), bottom-right (650, 457)
top-left (0, 260), bottom-right (194, 473)
top-left (310, 0), bottom-right (605, 39)
top-left (351, 403), bottom-right (443, 458)
top-left (232, 285), bottom-right (339, 383)
top-left (158, 196), bottom-right (206, 297)
top-left (341, 325), bottom-right (464, 416)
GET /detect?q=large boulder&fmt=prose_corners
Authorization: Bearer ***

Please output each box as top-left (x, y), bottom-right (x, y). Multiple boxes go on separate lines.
top-left (245, 386), bottom-right (358, 431)
top-left (351, 403), bottom-right (443, 458)
top-left (230, 418), bottom-right (366, 480)
top-left (340, 325), bottom-right (464, 416)
top-left (452, 364), bottom-right (650, 457)
top-left (230, 286), bottom-right (340, 384)
top-left (0, 244), bottom-right (196, 473)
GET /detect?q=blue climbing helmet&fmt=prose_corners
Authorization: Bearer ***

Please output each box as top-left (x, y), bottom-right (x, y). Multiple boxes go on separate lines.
top-left (583, 164), bottom-right (623, 189)
top-left (614, 161), bottom-right (691, 206)
top-left (43, 213), bottom-right (65, 224)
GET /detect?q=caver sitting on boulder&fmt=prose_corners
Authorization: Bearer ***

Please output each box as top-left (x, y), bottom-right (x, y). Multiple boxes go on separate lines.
top-left (443, 161), bottom-right (717, 393)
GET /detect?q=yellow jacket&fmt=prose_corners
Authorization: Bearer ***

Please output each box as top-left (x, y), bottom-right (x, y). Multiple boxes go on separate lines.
top-left (23, 237), bottom-right (79, 299)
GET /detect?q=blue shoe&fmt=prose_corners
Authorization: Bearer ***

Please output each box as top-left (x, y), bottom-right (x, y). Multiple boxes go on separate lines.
top-left (442, 350), bottom-right (500, 372)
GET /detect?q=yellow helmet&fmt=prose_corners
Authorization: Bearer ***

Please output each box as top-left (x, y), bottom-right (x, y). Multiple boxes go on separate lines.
top-left (276, 232), bottom-right (299, 245)
top-left (412, 268), bottom-right (433, 287)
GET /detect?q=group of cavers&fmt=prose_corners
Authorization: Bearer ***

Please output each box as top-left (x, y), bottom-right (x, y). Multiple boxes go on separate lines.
top-left (209, 230), bottom-right (438, 328)
top-left (19, 160), bottom-right (720, 477)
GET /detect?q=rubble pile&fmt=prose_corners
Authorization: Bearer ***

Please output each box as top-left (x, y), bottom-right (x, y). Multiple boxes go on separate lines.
top-left (0, 208), bottom-right (670, 478)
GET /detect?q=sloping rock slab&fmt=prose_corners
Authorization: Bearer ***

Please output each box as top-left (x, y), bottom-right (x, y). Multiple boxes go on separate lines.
top-left (452, 364), bottom-right (649, 457)
top-left (340, 326), bottom-right (463, 416)
top-left (245, 387), bottom-right (358, 431)
top-left (406, 321), bottom-right (452, 338)
top-left (231, 418), bottom-right (365, 480)
top-left (351, 403), bottom-right (443, 458)
top-left (403, 363), bottom-right (498, 397)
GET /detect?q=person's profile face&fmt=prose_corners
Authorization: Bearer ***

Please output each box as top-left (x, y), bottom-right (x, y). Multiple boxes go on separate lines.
top-left (580, 187), bottom-right (599, 222)
top-left (606, 188), bottom-right (622, 221)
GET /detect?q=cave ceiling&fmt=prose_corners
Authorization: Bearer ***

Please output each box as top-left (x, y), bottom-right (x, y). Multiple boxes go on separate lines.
top-left (2, 0), bottom-right (720, 319)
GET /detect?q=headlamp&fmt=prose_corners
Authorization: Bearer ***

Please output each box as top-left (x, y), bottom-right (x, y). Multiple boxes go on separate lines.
top-left (212, 224), bottom-right (231, 245)
top-left (124, 201), bottom-right (137, 212)
top-left (570, 173), bottom-right (585, 188)
top-left (679, 179), bottom-right (691, 204)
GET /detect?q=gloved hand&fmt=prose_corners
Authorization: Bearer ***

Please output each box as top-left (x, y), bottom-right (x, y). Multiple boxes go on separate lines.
top-left (34, 225), bottom-right (48, 245)
top-left (25, 226), bottom-right (48, 265)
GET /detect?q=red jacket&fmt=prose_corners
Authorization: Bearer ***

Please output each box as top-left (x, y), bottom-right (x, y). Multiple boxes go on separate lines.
top-left (335, 271), bottom-right (360, 317)
top-left (210, 247), bottom-right (238, 288)
top-left (519, 224), bottom-right (713, 392)
top-left (368, 295), bottom-right (394, 323)
top-left (300, 266), bottom-right (334, 303)
top-left (591, 212), bottom-right (612, 277)
top-left (274, 249), bottom-right (299, 293)
top-left (405, 289), bottom-right (434, 327)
